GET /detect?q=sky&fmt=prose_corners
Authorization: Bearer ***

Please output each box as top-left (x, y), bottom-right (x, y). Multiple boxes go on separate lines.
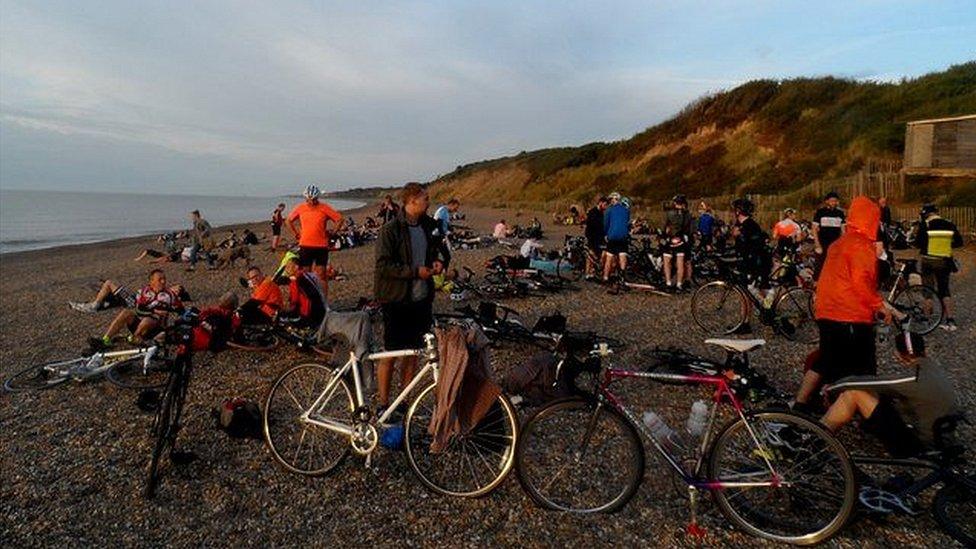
top-left (1, 1), bottom-right (974, 196)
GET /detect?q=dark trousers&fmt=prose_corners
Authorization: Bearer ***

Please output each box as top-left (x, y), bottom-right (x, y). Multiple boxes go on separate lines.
top-left (814, 319), bottom-right (876, 384)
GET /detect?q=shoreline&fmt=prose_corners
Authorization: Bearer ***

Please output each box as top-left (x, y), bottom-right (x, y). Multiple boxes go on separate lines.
top-left (0, 200), bottom-right (374, 260)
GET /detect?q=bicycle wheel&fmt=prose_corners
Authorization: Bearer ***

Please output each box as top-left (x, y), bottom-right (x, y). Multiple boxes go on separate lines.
top-left (263, 363), bottom-right (353, 476)
top-left (4, 357), bottom-right (82, 392)
top-left (708, 411), bottom-right (856, 545)
top-left (227, 325), bottom-right (281, 352)
top-left (893, 284), bottom-right (943, 335)
top-left (516, 398), bottom-right (644, 513)
top-left (692, 282), bottom-right (749, 335)
top-left (933, 475), bottom-right (976, 547)
top-left (145, 365), bottom-right (184, 498)
top-left (773, 288), bottom-right (818, 344)
top-left (404, 383), bottom-right (518, 497)
top-left (105, 354), bottom-right (172, 390)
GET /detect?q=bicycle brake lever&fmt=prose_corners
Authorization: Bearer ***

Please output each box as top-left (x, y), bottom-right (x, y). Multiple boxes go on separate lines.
top-left (553, 359), bottom-right (565, 386)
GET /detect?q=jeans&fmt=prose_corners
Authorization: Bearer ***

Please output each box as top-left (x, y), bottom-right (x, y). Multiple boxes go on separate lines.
top-left (188, 243), bottom-right (214, 267)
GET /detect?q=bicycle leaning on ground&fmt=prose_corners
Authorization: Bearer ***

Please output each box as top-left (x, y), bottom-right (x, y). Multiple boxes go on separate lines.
top-left (516, 336), bottom-right (856, 545)
top-left (262, 317), bottom-right (519, 498)
top-left (5, 339), bottom-right (172, 392)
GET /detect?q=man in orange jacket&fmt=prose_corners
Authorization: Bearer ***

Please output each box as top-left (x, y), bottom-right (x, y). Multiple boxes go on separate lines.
top-left (794, 196), bottom-right (891, 410)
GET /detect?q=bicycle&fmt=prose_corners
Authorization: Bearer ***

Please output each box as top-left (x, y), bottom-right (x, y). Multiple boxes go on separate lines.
top-left (880, 258), bottom-right (943, 334)
top-left (5, 341), bottom-right (172, 392)
top-left (226, 314), bottom-right (337, 356)
top-left (145, 308), bottom-right (200, 498)
top-left (262, 320), bottom-right (519, 498)
top-left (820, 386), bottom-right (974, 545)
top-left (516, 336), bottom-right (856, 545)
top-left (691, 254), bottom-right (817, 343)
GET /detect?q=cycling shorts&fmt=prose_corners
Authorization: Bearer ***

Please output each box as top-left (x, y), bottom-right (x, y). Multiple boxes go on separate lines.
top-left (606, 239), bottom-right (629, 256)
top-left (298, 246), bottom-right (330, 268)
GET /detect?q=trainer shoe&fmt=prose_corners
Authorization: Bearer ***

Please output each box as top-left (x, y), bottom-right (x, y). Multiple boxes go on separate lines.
top-left (940, 318), bottom-right (958, 332)
top-left (69, 301), bottom-right (98, 313)
top-left (88, 337), bottom-right (111, 352)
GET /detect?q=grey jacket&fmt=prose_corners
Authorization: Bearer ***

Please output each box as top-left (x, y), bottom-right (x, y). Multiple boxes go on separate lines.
top-left (374, 212), bottom-right (450, 303)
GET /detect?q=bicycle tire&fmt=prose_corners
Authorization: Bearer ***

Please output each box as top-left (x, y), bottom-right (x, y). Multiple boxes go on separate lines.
top-left (773, 287), bottom-right (818, 344)
top-left (515, 397), bottom-right (644, 513)
top-left (145, 365), bottom-right (182, 498)
top-left (404, 383), bottom-right (518, 498)
top-left (892, 284), bottom-right (944, 335)
top-left (4, 358), bottom-right (81, 392)
top-left (263, 363), bottom-right (353, 476)
top-left (708, 411), bottom-right (856, 545)
top-left (226, 326), bottom-right (281, 352)
top-left (105, 354), bottom-right (172, 390)
top-left (932, 474), bottom-right (976, 547)
top-left (691, 281), bottom-right (748, 335)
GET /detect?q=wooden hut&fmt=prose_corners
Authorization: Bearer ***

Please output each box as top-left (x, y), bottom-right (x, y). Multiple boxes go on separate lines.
top-left (903, 114), bottom-right (976, 176)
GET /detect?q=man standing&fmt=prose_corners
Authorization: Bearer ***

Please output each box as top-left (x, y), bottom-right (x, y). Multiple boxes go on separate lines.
top-left (663, 194), bottom-right (693, 291)
top-left (916, 204), bottom-right (964, 331)
top-left (377, 194), bottom-right (400, 225)
top-left (812, 192), bottom-right (845, 280)
top-left (793, 196), bottom-right (888, 411)
top-left (584, 196), bottom-right (608, 281)
top-left (374, 182), bottom-right (451, 418)
top-left (187, 210), bottom-right (215, 271)
top-left (288, 184), bottom-right (343, 294)
top-left (696, 201), bottom-right (715, 248)
top-left (602, 192), bottom-right (630, 282)
top-left (270, 203), bottom-right (286, 251)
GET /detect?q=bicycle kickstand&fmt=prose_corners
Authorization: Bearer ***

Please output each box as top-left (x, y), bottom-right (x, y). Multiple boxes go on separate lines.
top-left (685, 486), bottom-right (707, 540)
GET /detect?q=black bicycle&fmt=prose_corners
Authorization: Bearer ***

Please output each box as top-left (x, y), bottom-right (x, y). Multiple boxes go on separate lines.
top-left (145, 308), bottom-right (199, 499)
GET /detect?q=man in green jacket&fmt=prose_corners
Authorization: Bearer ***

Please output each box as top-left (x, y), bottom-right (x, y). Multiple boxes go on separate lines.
top-left (373, 182), bottom-right (451, 418)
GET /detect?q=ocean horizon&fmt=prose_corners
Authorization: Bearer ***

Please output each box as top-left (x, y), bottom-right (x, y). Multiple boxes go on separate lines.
top-left (0, 189), bottom-right (364, 254)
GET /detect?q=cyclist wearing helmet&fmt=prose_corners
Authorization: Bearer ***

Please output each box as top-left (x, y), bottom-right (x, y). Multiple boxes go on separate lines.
top-left (602, 192), bottom-right (630, 282)
top-left (663, 194), bottom-right (693, 291)
top-left (812, 191), bottom-right (845, 279)
top-left (772, 208), bottom-right (802, 254)
top-left (916, 203), bottom-right (963, 331)
top-left (288, 184), bottom-right (343, 294)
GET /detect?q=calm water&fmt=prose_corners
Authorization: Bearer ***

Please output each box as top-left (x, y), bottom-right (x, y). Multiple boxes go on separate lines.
top-left (0, 189), bottom-right (363, 254)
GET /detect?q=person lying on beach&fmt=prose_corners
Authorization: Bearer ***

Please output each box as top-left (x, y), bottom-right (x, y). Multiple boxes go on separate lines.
top-left (189, 292), bottom-right (241, 353)
top-left (238, 266), bottom-right (283, 325)
top-left (88, 269), bottom-right (184, 351)
top-left (214, 242), bottom-right (251, 269)
top-left (133, 232), bottom-right (187, 263)
top-left (69, 279), bottom-right (190, 313)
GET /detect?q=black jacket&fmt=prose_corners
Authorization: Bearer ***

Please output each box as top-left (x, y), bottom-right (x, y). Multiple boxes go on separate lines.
top-left (374, 212), bottom-right (451, 303)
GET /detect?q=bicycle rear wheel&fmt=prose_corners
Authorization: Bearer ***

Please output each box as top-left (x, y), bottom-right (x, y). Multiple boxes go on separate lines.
top-left (404, 383), bottom-right (518, 497)
top-left (933, 474), bottom-right (976, 547)
top-left (145, 365), bottom-right (185, 498)
top-left (692, 281), bottom-right (749, 335)
top-left (4, 357), bottom-right (82, 392)
top-left (708, 411), bottom-right (855, 545)
top-left (227, 325), bottom-right (281, 352)
top-left (263, 363), bottom-right (353, 476)
top-left (516, 398), bottom-right (644, 513)
top-left (105, 354), bottom-right (172, 390)
top-left (773, 288), bottom-right (818, 344)
top-left (893, 284), bottom-right (943, 335)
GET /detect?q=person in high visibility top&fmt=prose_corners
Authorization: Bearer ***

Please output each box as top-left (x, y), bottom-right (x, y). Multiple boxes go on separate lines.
top-left (916, 204), bottom-right (964, 331)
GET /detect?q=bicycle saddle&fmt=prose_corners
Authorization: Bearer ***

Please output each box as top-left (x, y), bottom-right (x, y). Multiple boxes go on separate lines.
top-left (704, 338), bottom-right (766, 354)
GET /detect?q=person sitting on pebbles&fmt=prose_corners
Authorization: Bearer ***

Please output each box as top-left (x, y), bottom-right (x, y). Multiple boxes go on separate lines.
top-left (88, 269), bottom-right (184, 351)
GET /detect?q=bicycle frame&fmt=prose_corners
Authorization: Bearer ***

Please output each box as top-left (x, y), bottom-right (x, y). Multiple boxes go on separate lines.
top-left (72, 346), bottom-right (159, 378)
top-left (597, 367), bottom-right (784, 490)
top-left (299, 336), bottom-right (439, 438)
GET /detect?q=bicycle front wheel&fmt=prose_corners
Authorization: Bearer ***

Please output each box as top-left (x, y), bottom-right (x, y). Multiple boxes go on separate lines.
top-left (893, 284), bottom-right (943, 335)
top-left (708, 411), bottom-right (855, 545)
top-left (692, 281), bottom-right (749, 335)
top-left (4, 357), bottom-right (82, 392)
top-left (516, 398), bottom-right (644, 513)
top-left (404, 383), bottom-right (518, 497)
top-left (105, 354), bottom-right (172, 390)
top-left (145, 366), bottom-right (184, 498)
top-left (227, 325), bottom-right (281, 352)
top-left (263, 363), bottom-right (353, 476)
top-left (774, 288), bottom-right (818, 344)
top-left (933, 474), bottom-right (976, 547)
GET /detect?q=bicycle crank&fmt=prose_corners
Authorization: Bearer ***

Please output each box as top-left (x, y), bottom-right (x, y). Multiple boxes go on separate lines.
top-left (350, 423), bottom-right (378, 455)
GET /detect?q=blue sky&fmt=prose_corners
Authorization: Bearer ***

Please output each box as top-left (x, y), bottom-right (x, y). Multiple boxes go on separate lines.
top-left (1, 0), bottom-right (974, 196)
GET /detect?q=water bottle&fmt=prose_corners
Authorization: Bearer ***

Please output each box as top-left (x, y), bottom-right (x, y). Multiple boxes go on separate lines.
top-left (642, 411), bottom-right (683, 452)
top-left (685, 400), bottom-right (709, 438)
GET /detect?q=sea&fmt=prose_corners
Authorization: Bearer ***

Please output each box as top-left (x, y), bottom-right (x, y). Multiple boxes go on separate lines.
top-left (0, 189), bottom-right (364, 254)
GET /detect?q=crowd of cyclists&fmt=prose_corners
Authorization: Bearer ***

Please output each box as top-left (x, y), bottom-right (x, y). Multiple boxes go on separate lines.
top-left (38, 180), bottom-right (971, 543)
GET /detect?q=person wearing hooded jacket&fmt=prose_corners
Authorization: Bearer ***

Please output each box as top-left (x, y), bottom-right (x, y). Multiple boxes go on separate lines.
top-left (793, 196), bottom-right (891, 411)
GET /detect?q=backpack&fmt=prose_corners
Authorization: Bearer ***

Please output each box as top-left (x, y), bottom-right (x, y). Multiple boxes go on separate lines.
top-left (215, 398), bottom-right (262, 439)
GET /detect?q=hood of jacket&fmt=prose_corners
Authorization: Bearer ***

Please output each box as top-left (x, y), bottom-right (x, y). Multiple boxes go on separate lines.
top-left (846, 196), bottom-right (880, 240)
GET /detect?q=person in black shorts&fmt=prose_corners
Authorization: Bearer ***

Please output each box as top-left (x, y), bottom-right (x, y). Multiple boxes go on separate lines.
top-left (916, 204), bottom-right (964, 331)
top-left (374, 182), bottom-right (450, 418)
top-left (583, 195), bottom-right (608, 280)
top-left (663, 194), bottom-right (693, 291)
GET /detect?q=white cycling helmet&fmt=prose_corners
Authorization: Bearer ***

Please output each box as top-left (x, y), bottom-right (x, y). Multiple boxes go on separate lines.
top-left (303, 184), bottom-right (321, 200)
top-left (608, 191), bottom-right (622, 202)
